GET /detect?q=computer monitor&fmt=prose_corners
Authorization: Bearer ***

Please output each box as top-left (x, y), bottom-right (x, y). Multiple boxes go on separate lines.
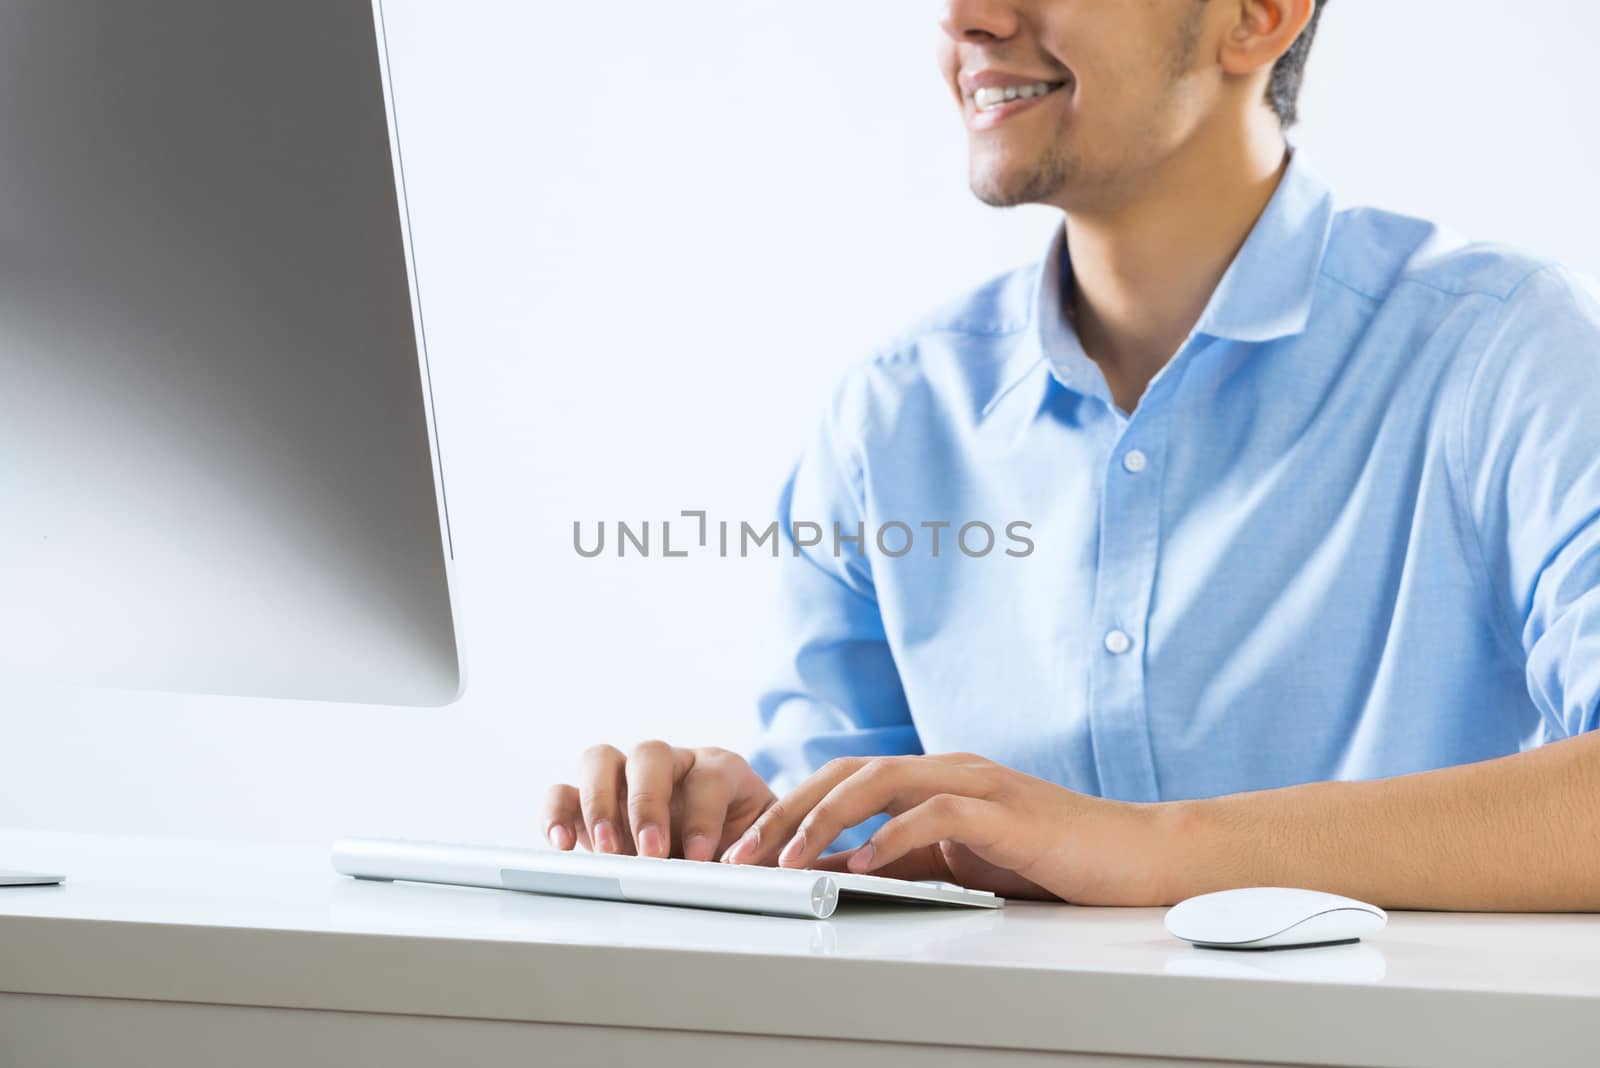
top-left (0, 1), bottom-right (462, 709)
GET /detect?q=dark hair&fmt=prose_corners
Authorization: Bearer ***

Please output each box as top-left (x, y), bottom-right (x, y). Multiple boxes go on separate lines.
top-left (1268, 0), bottom-right (1329, 127)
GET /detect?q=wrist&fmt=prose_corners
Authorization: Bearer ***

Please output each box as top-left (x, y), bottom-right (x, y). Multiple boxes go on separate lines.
top-left (1145, 797), bottom-right (1245, 905)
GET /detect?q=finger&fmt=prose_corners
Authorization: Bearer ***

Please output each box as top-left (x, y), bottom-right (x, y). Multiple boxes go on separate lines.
top-left (624, 740), bottom-right (692, 859)
top-left (543, 783), bottom-right (583, 851)
top-left (724, 756), bottom-right (868, 865)
top-left (578, 744), bottom-right (630, 854)
top-left (812, 844), bottom-right (949, 882)
top-left (778, 759), bottom-right (992, 870)
top-left (678, 750), bottom-right (738, 862)
top-left (848, 794), bottom-right (1000, 874)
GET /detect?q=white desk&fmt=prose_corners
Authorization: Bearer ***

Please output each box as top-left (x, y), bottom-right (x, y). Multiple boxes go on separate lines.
top-left (1, 829), bottom-right (1597, 1067)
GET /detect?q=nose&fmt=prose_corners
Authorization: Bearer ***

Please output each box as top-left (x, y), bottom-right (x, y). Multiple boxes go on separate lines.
top-left (939, 0), bottom-right (1021, 44)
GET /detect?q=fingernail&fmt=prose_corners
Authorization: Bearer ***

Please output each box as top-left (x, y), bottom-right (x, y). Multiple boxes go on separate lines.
top-left (638, 824), bottom-right (665, 858)
top-left (725, 827), bottom-right (759, 864)
top-left (848, 842), bottom-right (876, 873)
top-left (684, 833), bottom-right (713, 863)
top-left (594, 819), bottom-right (619, 854)
top-left (546, 823), bottom-right (574, 851)
top-left (778, 829), bottom-right (807, 867)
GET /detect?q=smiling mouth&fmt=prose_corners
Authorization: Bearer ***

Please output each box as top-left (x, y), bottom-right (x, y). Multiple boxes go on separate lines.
top-left (972, 80), bottom-right (1070, 113)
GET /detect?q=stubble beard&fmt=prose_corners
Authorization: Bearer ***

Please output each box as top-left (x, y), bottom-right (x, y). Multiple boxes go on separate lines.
top-left (970, 136), bottom-right (1078, 209)
top-left (967, 4), bottom-right (1208, 210)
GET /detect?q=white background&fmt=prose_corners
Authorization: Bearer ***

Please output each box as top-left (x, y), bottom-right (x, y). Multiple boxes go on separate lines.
top-left (4, 0), bottom-right (1599, 846)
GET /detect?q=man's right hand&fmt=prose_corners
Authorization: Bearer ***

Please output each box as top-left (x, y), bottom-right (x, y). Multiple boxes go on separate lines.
top-left (543, 742), bottom-right (777, 862)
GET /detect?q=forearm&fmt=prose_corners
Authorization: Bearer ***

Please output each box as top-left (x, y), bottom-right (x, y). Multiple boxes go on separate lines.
top-left (1161, 729), bottom-right (1600, 910)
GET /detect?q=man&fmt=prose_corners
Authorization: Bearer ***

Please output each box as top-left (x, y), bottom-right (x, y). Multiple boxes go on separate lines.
top-left (544, 0), bottom-right (1600, 908)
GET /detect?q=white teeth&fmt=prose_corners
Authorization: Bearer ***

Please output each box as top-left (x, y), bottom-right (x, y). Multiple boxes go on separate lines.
top-left (974, 82), bottom-right (1060, 112)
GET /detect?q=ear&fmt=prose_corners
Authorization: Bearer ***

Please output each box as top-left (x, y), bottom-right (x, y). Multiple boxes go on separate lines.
top-left (1218, 0), bottom-right (1317, 76)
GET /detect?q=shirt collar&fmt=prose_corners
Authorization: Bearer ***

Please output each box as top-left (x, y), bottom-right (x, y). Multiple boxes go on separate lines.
top-left (1191, 151), bottom-right (1337, 342)
top-left (983, 149), bottom-right (1337, 418)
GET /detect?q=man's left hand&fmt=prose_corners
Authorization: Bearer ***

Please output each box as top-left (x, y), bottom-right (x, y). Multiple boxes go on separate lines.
top-left (721, 753), bottom-right (1181, 905)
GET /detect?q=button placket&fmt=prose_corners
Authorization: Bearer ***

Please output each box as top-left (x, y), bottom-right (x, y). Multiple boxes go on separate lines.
top-left (1083, 398), bottom-right (1170, 803)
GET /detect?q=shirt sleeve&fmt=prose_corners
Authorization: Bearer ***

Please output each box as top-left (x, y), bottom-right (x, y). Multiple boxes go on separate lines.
top-left (1461, 265), bottom-right (1600, 739)
top-left (746, 367), bottom-right (922, 844)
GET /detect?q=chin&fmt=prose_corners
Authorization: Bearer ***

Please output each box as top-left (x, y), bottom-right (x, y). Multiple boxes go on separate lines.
top-left (969, 163), bottom-right (1066, 210)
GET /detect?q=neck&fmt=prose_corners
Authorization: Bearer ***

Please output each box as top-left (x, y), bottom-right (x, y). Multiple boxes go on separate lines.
top-left (1061, 113), bottom-right (1288, 413)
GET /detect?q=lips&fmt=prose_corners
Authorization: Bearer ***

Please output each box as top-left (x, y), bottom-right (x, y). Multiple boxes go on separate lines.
top-left (965, 77), bottom-right (1071, 132)
top-left (973, 81), bottom-right (1067, 111)
top-left (958, 68), bottom-right (1073, 96)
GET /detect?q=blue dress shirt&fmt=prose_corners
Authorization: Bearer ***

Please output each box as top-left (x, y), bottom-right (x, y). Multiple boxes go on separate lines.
top-left (748, 152), bottom-right (1600, 841)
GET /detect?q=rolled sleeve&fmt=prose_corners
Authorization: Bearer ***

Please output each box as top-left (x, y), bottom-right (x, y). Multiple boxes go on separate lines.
top-left (1462, 266), bottom-right (1600, 738)
top-left (746, 369), bottom-right (922, 843)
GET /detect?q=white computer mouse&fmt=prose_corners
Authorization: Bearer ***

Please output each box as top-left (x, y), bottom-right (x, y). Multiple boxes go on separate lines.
top-left (1164, 887), bottom-right (1387, 949)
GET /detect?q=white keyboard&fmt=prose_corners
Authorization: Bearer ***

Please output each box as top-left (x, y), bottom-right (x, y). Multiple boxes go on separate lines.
top-left (332, 837), bottom-right (1002, 919)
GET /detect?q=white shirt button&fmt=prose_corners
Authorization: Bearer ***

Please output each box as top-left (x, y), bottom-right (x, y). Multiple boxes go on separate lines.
top-left (1104, 629), bottom-right (1132, 655)
top-left (1122, 449), bottom-right (1148, 474)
